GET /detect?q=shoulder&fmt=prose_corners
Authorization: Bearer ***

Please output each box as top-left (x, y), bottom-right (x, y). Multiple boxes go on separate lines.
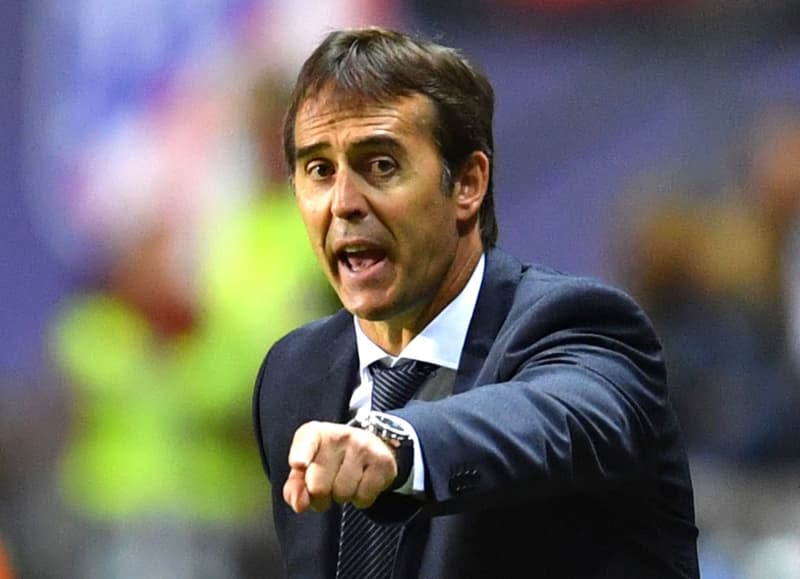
top-left (517, 264), bottom-right (648, 322)
top-left (260, 307), bottom-right (353, 374)
top-left (486, 248), bottom-right (660, 352)
top-left (478, 252), bottom-right (667, 407)
top-left (486, 247), bottom-right (649, 323)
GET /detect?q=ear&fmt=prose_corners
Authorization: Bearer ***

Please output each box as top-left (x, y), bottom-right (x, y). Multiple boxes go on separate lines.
top-left (453, 151), bottom-right (490, 223)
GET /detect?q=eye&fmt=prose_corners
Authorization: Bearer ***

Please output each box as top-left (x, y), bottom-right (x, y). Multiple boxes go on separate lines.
top-left (368, 157), bottom-right (397, 178)
top-left (306, 160), bottom-right (334, 180)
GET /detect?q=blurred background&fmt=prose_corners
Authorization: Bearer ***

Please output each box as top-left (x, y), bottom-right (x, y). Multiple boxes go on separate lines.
top-left (2, 0), bottom-right (799, 577)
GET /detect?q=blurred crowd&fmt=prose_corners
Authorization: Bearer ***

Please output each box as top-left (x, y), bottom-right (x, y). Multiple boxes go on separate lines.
top-left (2, 1), bottom-right (800, 578)
top-left (2, 2), bottom-right (393, 578)
top-left (623, 105), bottom-right (800, 463)
top-left (617, 104), bottom-right (800, 577)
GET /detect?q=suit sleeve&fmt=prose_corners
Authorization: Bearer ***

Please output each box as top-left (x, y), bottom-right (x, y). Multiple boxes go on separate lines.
top-left (392, 279), bottom-right (668, 514)
top-left (252, 351), bottom-right (272, 481)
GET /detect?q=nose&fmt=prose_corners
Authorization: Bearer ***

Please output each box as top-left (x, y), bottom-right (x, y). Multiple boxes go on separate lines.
top-left (330, 167), bottom-right (368, 222)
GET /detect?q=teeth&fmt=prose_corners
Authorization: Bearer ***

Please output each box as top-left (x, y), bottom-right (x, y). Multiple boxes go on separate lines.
top-left (343, 245), bottom-right (368, 253)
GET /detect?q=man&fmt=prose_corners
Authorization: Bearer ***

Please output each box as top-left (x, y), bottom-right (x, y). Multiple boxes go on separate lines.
top-left (253, 27), bottom-right (699, 578)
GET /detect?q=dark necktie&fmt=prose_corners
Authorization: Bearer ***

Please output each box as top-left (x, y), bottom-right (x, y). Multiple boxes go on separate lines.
top-left (335, 360), bottom-right (437, 579)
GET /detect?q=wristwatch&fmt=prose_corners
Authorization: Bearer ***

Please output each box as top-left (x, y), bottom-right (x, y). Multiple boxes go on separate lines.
top-left (349, 411), bottom-right (414, 491)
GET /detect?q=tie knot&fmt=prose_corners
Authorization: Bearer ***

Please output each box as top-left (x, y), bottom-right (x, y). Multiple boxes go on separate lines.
top-left (370, 360), bottom-right (437, 411)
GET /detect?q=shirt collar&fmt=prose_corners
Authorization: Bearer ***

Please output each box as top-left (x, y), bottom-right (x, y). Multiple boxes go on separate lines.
top-left (354, 254), bottom-right (486, 375)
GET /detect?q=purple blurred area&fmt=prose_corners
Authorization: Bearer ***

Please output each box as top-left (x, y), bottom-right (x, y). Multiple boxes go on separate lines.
top-left (2, 1), bottom-right (800, 578)
top-left (0, 0), bottom-right (68, 377)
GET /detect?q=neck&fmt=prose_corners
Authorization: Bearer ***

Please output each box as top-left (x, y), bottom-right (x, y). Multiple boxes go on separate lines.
top-left (359, 243), bottom-right (483, 356)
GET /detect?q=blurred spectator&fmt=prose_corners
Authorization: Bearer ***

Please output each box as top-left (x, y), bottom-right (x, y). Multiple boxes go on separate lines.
top-left (615, 103), bottom-right (800, 577)
top-left (48, 65), bottom-right (336, 577)
top-left (51, 188), bottom-right (335, 578)
top-left (5, 3), bottom-right (398, 576)
top-left (756, 107), bottom-right (800, 376)
top-left (622, 113), bottom-right (800, 462)
top-left (0, 373), bottom-right (75, 579)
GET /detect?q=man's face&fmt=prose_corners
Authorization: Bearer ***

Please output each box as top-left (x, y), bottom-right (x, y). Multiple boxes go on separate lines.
top-left (292, 91), bottom-right (477, 333)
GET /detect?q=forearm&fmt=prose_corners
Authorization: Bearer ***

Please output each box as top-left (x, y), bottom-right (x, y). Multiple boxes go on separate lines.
top-left (392, 287), bottom-right (667, 512)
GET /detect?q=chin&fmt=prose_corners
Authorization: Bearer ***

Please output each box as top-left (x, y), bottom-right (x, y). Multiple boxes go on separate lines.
top-left (342, 298), bottom-right (397, 322)
top-left (345, 305), bottom-right (389, 321)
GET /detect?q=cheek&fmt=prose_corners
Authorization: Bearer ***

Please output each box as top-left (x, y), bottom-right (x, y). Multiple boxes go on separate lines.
top-left (298, 196), bottom-right (329, 236)
top-left (396, 207), bottom-right (457, 272)
top-left (413, 197), bottom-right (458, 240)
top-left (297, 207), bottom-right (334, 272)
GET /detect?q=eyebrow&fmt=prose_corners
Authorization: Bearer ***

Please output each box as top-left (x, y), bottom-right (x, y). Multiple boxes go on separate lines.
top-left (294, 135), bottom-right (404, 164)
top-left (295, 142), bottom-right (329, 163)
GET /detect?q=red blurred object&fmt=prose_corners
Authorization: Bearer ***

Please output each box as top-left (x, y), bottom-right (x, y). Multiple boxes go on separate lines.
top-left (0, 541), bottom-right (14, 579)
top-left (106, 224), bottom-right (197, 337)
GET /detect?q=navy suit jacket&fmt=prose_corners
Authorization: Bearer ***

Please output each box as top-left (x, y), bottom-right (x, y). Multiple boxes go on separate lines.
top-left (253, 248), bottom-right (700, 578)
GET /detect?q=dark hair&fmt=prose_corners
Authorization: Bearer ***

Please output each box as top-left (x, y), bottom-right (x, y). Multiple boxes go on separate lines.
top-left (283, 27), bottom-right (498, 248)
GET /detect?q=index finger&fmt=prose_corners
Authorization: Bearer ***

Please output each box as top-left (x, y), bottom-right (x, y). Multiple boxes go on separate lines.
top-left (283, 467), bottom-right (312, 513)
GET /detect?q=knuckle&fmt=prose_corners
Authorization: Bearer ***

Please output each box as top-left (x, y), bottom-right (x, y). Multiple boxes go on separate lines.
top-left (354, 480), bottom-right (379, 508)
top-left (352, 494), bottom-right (375, 509)
top-left (328, 428), bottom-right (349, 445)
top-left (351, 431), bottom-right (371, 452)
top-left (370, 444), bottom-right (395, 469)
top-left (305, 478), bottom-right (323, 495)
top-left (294, 420), bottom-right (318, 440)
top-left (300, 420), bottom-right (318, 433)
top-left (305, 470), bottom-right (328, 496)
top-left (310, 496), bottom-right (331, 513)
top-left (359, 430), bottom-right (384, 453)
top-left (367, 460), bottom-right (395, 489)
top-left (332, 486), bottom-right (353, 504)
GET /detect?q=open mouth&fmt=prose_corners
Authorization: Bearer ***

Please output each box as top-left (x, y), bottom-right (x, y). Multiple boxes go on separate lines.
top-left (338, 246), bottom-right (387, 273)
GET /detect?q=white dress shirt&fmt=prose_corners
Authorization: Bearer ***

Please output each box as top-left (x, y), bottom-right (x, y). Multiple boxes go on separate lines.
top-left (350, 254), bottom-right (485, 494)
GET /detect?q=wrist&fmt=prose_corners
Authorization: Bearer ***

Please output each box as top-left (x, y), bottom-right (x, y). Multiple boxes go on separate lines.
top-left (349, 411), bottom-right (413, 491)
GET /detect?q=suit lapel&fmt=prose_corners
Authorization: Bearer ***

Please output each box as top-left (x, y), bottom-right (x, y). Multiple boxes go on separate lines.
top-left (306, 250), bottom-right (522, 404)
top-left (282, 311), bottom-right (358, 578)
top-left (304, 336), bottom-right (358, 424)
top-left (454, 248), bottom-right (521, 394)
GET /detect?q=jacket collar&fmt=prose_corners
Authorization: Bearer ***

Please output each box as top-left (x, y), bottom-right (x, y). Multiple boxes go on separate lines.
top-left (454, 247), bottom-right (522, 393)
top-left (299, 248), bottom-right (523, 416)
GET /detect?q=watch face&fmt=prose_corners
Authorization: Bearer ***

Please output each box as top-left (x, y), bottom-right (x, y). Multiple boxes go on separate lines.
top-left (374, 413), bottom-right (405, 434)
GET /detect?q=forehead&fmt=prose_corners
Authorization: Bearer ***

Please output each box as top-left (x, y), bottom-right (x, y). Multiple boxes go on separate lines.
top-left (293, 91), bottom-right (436, 152)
